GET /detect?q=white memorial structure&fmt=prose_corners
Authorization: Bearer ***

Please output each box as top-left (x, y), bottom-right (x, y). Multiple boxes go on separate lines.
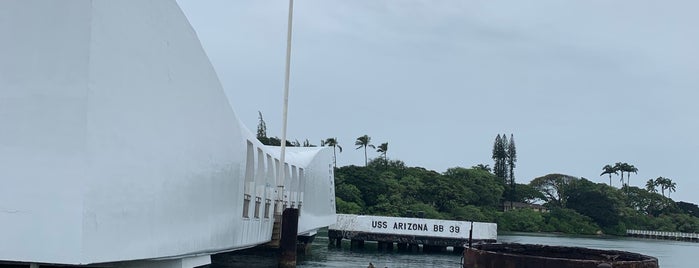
top-left (0, 1), bottom-right (336, 267)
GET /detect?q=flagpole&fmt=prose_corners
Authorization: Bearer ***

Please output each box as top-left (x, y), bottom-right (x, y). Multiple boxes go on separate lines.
top-left (278, 0), bottom-right (294, 211)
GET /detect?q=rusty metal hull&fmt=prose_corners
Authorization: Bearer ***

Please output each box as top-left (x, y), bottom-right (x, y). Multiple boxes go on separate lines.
top-left (463, 243), bottom-right (658, 268)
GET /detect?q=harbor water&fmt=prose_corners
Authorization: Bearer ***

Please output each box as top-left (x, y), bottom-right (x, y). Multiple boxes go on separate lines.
top-left (209, 231), bottom-right (696, 267)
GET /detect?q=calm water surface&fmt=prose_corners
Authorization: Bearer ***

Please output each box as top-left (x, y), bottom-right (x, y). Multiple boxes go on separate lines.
top-left (210, 232), bottom-right (697, 267)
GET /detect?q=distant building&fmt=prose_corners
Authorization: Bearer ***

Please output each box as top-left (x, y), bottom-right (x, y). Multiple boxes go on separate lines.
top-left (501, 202), bottom-right (549, 213)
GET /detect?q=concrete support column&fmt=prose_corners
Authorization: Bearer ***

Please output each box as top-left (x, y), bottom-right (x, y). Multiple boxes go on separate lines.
top-left (423, 245), bottom-right (446, 253)
top-left (297, 234), bottom-right (315, 255)
top-left (279, 208), bottom-right (299, 268)
top-left (350, 239), bottom-right (365, 250)
top-left (298, 242), bottom-right (312, 255)
top-left (335, 238), bottom-right (342, 248)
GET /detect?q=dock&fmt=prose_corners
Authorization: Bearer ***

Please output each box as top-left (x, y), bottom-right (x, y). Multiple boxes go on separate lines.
top-left (328, 214), bottom-right (497, 252)
top-left (627, 229), bottom-right (699, 242)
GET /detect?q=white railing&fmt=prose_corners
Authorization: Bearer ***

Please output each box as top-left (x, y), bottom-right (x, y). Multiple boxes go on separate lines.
top-left (627, 229), bottom-right (699, 240)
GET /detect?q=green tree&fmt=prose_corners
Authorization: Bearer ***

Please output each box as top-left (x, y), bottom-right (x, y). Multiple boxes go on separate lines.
top-left (625, 186), bottom-right (673, 217)
top-left (450, 205), bottom-right (494, 222)
top-left (600, 164), bottom-right (618, 187)
top-left (666, 180), bottom-right (677, 197)
top-left (543, 208), bottom-right (601, 234)
top-left (334, 165), bottom-right (381, 206)
top-left (267, 136), bottom-right (293, 146)
top-left (335, 183), bottom-right (365, 207)
top-left (655, 177), bottom-right (676, 197)
top-left (677, 201), bottom-right (699, 218)
top-left (444, 167), bottom-right (504, 207)
top-left (256, 111), bottom-right (270, 145)
top-left (506, 134), bottom-right (517, 202)
top-left (498, 209), bottom-right (545, 232)
top-left (472, 164), bottom-right (491, 172)
top-left (565, 179), bottom-right (622, 229)
top-left (355, 135), bottom-right (375, 166)
top-left (529, 173), bottom-right (577, 208)
top-left (645, 178), bottom-right (658, 193)
top-left (376, 142), bottom-right (388, 166)
top-left (323, 137), bottom-right (342, 168)
top-left (614, 162), bottom-right (637, 190)
top-left (654, 177), bottom-right (670, 197)
top-left (302, 139), bottom-right (316, 147)
top-left (492, 134), bottom-right (507, 182)
top-left (626, 164), bottom-right (638, 188)
top-left (613, 162), bottom-right (628, 188)
top-left (335, 197), bottom-right (362, 214)
top-left (511, 183), bottom-right (546, 203)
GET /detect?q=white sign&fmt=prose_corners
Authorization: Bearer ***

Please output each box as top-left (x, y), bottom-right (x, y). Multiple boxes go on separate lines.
top-left (329, 214), bottom-right (497, 240)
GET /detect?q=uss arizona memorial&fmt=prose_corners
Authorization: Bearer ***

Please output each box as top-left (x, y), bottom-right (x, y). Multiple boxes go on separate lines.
top-left (0, 1), bottom-right (336, 267)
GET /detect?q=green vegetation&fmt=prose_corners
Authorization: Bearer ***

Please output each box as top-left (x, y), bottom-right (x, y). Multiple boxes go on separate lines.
top-left (256, 111), bottom-right (318, 147)
top-left (332, 134), bottom-right (699, 236)
top-left (335, 160), bottom-right (699, 235)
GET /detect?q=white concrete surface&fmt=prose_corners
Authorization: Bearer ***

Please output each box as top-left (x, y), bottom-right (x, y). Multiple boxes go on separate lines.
top-left (0, 0), bottom-right (335, 266)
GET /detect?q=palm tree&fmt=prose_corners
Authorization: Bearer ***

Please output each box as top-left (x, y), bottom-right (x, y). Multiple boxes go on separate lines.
top-left (355, 135), bottom-right (375, 166)
top-left (645, 179), bottom-right (658, 193)
top-left (666, 180), bottom-right (677, 197)
top-left (600, 164), bottom-right (618, 187)
top-left (626, 164), bottom-right (638, 187)
top-left (324, 137), bottom-right (342, 168)
top-left (655, 177), bottom-right (676, 197)
top-left (473, 164), bottom-right (492, 172)
top-left (656, 177), bottom-right (668, 196)
top-left (614, 162), bottom-right (637, 188)
top-left (613, 162), bottom-right (625, 187)
top-left (376, 142), bottom-right (388, 166)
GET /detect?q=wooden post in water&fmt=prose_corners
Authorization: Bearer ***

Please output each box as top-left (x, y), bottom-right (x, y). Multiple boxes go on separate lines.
top-left (397, 243), bottom-right (408, 251)
top-left (279, 208), bottom-right (299, 268)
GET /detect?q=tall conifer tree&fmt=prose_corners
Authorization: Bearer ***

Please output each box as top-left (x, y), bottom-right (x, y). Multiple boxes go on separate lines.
top-left (507, 134), bottom-right (517, 201)
top-left (256, 111), bottom-right (270, 145)
top-left (492, 134), bottom-right (507, 182)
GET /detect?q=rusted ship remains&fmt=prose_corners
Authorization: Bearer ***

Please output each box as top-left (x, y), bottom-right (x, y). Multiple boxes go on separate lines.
top-left (463, 243), bottom-right (658, 268)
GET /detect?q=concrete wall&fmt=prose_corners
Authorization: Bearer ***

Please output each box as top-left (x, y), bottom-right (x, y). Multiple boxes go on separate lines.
top-left (0, 0), bottom-right (335, 265)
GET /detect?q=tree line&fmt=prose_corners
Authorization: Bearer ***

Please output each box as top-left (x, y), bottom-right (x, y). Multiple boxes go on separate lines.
top-left (335, 160), bottom-right (698, 235)
top-left (333, 133), bottom-right (698, 236)
top-left (256, 112), bottom-right (388, 168)
top-left (528, 172), bottom-right (695, 234)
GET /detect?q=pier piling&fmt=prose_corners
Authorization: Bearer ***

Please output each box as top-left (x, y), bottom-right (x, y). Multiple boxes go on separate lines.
top-left (279, 208), bottom-right (299, 268)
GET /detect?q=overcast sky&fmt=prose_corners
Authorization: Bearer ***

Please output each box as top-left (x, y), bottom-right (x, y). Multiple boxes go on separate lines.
top-left (177, 0), bottom-right (699, 204)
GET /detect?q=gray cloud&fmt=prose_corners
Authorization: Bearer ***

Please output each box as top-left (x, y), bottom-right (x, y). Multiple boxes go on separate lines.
top-left (178, 0), bottom-right (699, 204)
